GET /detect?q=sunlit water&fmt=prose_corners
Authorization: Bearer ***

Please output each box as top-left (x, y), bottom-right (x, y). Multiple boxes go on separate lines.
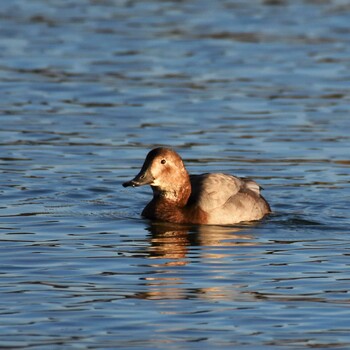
top-left (1, 0), bottom-right (350, 349)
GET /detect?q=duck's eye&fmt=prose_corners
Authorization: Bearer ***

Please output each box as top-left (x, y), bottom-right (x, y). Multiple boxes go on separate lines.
top-left (161, 159), bottom-right (166, 165)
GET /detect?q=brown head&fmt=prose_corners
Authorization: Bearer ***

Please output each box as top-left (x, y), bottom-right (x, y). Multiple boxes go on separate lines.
top-left (123, 147), bottom-right (191, 203)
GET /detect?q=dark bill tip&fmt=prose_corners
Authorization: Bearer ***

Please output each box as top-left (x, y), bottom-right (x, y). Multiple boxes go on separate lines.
top-left (122, 180), bottom-right (137, 188)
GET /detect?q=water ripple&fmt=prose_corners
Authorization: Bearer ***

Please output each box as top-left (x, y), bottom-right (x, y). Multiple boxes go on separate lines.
top-left (1, 0), bottom-right (350, 349)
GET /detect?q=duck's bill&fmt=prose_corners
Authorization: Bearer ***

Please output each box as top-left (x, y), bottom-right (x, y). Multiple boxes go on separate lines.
top-left (122, 180), bottom-right (138, 187)
top-left (122, 170), bottom-right (154, 188)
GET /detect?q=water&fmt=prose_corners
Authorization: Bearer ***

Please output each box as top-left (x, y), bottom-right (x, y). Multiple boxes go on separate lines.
top-left (1, 0), bottom-right (350, 348)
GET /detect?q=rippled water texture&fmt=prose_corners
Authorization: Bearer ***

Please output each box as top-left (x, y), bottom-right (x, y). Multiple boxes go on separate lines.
top-left (1, 0), bottom-right (350, 349)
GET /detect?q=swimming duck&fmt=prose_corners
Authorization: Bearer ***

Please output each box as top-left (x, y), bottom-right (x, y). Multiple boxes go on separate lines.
top-left (123, 147), bottom-right (271, 225)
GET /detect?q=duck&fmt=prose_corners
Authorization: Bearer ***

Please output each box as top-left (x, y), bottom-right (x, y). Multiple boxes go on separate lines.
top-left (123, 147), bottom-right (271, 225)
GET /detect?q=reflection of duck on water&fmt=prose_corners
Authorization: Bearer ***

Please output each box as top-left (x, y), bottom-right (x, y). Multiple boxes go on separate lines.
top-left (123, 147), bottom-right (271, 225)
top-left (130, 222), bottom-right (259, 301)
top-left (146, 222), bottom-right (256, 262)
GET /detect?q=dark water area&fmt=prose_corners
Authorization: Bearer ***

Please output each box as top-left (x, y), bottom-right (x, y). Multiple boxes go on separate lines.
top-left (1, 0), bottom-right (350, 349)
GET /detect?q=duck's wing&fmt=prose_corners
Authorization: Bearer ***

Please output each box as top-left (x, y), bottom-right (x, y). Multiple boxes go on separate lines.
top-left (190, 173), bottom-right (270, 224)
top-left (189, 173), bottom-right (247, 212)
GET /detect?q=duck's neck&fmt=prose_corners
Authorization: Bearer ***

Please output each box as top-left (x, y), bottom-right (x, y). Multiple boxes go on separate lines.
top-left (144, 178), bottom-right (207, 224)
top-left (152, 174), bottom-right (191, 207)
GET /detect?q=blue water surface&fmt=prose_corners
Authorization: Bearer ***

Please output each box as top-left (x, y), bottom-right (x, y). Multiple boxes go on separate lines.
top-left (1, 0), bottom-right (350, 349)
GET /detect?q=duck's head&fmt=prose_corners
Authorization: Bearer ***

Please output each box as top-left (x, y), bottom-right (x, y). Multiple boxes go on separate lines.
top-left (123, 147), bottom-right (189, 192)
